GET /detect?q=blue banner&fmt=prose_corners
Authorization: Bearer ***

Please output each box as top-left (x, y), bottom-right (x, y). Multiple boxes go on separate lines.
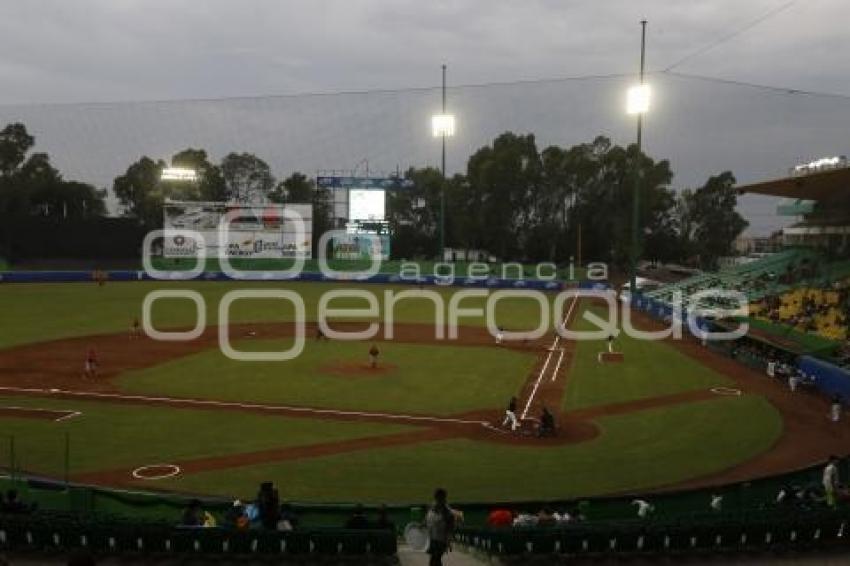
top-left (0, 270), bottom-right (564, 290)
top-left (316, 176), bottom-right (413, 190)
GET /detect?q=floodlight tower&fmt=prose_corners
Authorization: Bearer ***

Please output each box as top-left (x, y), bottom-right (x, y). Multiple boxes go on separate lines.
top-left (627, 20), bottom-right (649, 297)
top-left (432, 65), bottom-right (455, 261)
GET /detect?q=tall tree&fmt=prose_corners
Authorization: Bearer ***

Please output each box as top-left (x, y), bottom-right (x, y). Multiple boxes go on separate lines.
top-left (464, 132), bottom-right (542, 259)
top-left (0, 123), bottom-right (35, 177)
top-left (220, 152), bottom-right (274, 203)
top-left (268, 172), bottom-right (333, 258)
top-left (688, 171), bottom-right (748, 269)
top-left (171, 148), bottom-right (226, 201)
top-left (566, 136), bottom-right (674, 268)
top-left (0, 123), bottom-right (105, 221)
top-left (113, 156), bottom-right (166, 228)
top-left (386, 167), bottom-right (443, 258)
top-left (271, 172), bottom-right (313, 203)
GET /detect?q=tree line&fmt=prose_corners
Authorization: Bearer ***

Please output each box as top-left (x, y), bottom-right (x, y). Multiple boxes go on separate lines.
top-left (0, 122), bottom-right (747, 269)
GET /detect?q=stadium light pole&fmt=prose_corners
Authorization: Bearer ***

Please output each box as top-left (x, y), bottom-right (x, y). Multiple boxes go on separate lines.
top-left (432, 65), bottom-right (454, 261)
top-left (627, 20), bottom-right (649, 298)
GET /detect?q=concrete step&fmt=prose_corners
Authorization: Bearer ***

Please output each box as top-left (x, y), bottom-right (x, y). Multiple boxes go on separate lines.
top-left (398, 543), bottom-right (491, 565)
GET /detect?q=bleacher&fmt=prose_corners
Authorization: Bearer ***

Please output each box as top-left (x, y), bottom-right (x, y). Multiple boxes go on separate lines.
top-left (645, 248), bottom-right (826, 312)
top-left (751, 277), bottom-right (850, 342)
top-left (456, 508), bottom-right (849, 562)
top-left (2, 457), bottom-right (850, 564)
top-left (0, 509), bottom-right (397, 563)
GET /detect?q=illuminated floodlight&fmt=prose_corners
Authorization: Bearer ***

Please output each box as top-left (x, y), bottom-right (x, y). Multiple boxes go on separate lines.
top-left (626, 84), bottom-right (651, 115)
top-left (161, 167), bottom-right (198, 182)
top-left (432, 114), bottom-right (456, 137)
top-left (792, 156), bottom-right (847, 175)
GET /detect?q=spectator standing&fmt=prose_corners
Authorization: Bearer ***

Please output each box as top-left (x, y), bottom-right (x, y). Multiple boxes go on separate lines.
top-left (425, 488), bottom-right (455, 566)
top-left (256, 482), bottom-right (280, 530)
top-left (831, 396), bottom-right (843, 423)
top-left (823, 456), bottom-right (840, 509)
top-left (789, 373), bottom-right (800, 392)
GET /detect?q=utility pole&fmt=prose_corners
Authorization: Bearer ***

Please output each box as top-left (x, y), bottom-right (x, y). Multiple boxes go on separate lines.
top-left (630, 20), bottom-right (647, 296)
top-left (440, 64), bottom-right (447, 261)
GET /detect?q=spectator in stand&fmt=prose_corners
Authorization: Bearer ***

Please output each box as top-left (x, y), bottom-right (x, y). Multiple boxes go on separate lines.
top-left (225, 500), bottom-right (250, 530)
top-left (486, 508), bottom-right (513, 528)
top-left (180, 499), bottom-right (204, 527)
top-left (512, 510), bottom-right (537, 527)
top-left (1, 490), bottom-right (28, 514)
top-left (537, 507), bottom-right (557, 527)
top-left (278, 502), bottom-right (299, 531)
top-left (710, 494), bottom-right (724, 512)
top-left (345, 504), bottom-right (370, 529)
top-left (256, 481), bottom-right (280, 530)
top-left (632, 499), bottom-right (654, 518)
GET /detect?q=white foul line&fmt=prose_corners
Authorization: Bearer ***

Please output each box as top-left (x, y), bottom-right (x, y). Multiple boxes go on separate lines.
top-left (520, 295), bottom-right (578, 419)
top-left (551, 349), bottom-right (566, 383)
top-left (0, 386), bottom-right (486, 426)
top-left (0, 405), bottom-right (81, 422)
top-left (54, 411), bottom-right (82, 422)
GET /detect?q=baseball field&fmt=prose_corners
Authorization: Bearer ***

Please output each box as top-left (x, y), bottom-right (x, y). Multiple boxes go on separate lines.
top-left (0, 279), bottom-right (847, 504)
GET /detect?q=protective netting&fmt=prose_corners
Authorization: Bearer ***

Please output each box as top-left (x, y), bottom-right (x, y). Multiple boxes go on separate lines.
top-left (1, 71), bottom-right (849, 234)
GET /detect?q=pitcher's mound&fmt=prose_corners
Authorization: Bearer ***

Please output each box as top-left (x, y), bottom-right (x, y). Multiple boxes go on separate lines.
top-left (598, 352), bottom-right (624, 363)
top-left (320, 362), bottom-right (398, 376)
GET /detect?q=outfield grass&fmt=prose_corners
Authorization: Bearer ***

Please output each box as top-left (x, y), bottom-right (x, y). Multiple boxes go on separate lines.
top-left (161, 395), bottom-right (782, 502)
top-left (0, 281), bottom-right (557, 349)
top-left (563, 304), bottom-right (731, 411)
top-left (0, 395), bottom-right (412, 477)
top-left (118, 341), bottom-right (534, 416)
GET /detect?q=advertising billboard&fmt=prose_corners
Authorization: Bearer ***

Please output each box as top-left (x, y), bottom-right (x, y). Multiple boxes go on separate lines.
top-left (163, 201), bottom-right (312, 258)
top-left (331, 233), bottom-right (390, 261)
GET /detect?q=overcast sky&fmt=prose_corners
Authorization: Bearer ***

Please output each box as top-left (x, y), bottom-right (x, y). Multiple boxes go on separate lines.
top-left (0, 0), bottom-right (847, 235)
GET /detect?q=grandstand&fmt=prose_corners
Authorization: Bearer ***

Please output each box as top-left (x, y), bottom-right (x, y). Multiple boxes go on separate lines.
top-left (647, 160), bottom-right (850, 319)
top-left (644, 247), bottom-right (823, 311)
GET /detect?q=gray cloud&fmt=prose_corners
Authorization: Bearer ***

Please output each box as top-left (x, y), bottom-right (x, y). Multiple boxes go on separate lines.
top-left (0, 0), bottom-right (847, 235)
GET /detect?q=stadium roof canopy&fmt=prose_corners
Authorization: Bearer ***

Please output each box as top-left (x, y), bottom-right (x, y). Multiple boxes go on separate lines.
top-left (736, 166), bottom-right (850, 202)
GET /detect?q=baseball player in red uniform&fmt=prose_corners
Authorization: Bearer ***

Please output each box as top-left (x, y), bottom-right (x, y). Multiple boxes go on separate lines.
top-left (84, 348), bottom-right (98, 379)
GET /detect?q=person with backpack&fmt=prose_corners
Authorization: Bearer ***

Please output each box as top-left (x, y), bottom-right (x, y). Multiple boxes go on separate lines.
top-left (425, 488), bottom-right (455, 566)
